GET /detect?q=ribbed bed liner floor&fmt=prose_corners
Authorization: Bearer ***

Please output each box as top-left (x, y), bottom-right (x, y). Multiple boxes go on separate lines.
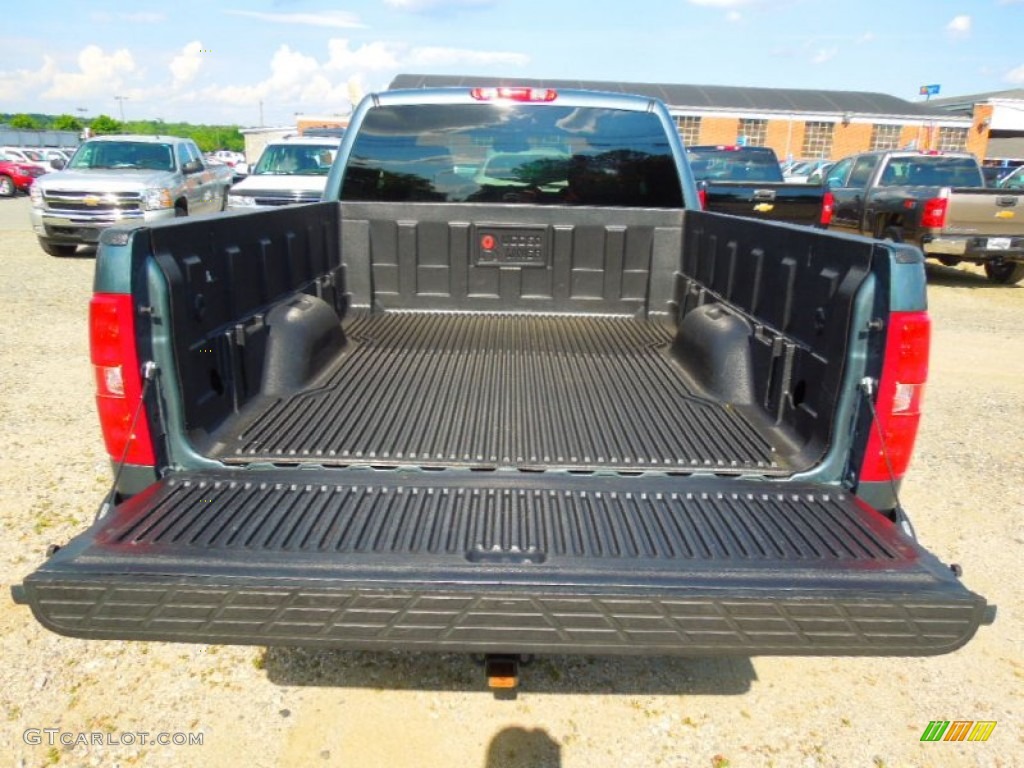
top-left (214, 313), bottom-right (786, 472)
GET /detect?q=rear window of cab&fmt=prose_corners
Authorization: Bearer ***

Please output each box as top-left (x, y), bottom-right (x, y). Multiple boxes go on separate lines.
top-left (340, 103), bottom-right (683, 207)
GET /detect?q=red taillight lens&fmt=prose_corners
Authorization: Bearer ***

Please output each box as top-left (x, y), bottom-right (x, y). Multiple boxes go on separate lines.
top-left (470, 87), bottom-right (558, 102)
top-left (921, 197), bottom-right (948, 228)
top-left (820, 190), bottom-right (835, 226)
top-left (860, 311), bottom-right (930, 483)
top-left (697, 186), bottom-right (707, 210)
top-left (90, 293), bottom-right (155, 466)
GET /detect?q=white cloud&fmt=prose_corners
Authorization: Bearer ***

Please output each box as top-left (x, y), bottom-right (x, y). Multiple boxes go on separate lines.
top-left (201, 44), bottom-right (344, 109)
top-left (170, 41), bottom-right (204, 90)
top-left (946, 15), bottom-right (971, 37)
top-left (857, 32), bottom-right (875, 44)
top-left (3, 33), bottom-right (529, 124)
top-left (265, 45), bottom-right (322, 93)
top-left (326, 39), bottom-right (401, 72)
top-left (225, 10), bottom-right (365, 28)
top-left (196, 37), bottom-right (530, 122)
top-left (1005, 64), bottom-right (1024, 83)
top-left (0, 55), bottom-right (58, 101)
top-left (726, 10), bottom-right (742, 22)
top-left (406, 46), bottom-right (529, 68)
top-left (43, 45), bottom-right (136, 100)
top-left (812, 47), bottom-right (838, 64)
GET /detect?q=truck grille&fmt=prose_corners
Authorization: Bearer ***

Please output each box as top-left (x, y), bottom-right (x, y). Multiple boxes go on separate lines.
top-left (252, 190), bottom-right (321, 207)
top-left (43, 190), bottom-right (144, 217)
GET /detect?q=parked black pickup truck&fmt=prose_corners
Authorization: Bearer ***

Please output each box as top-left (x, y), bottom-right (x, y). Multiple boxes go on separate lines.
top-left (824, 150), bottom-right (1024, 284)
top-left (14, 87), bottom-right (990, 672)
top-left (689, 145), bottom-right (829, 226)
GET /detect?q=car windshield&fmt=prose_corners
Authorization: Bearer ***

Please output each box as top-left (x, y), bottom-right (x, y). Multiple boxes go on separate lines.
top-left (340, 103), bottom-right (683, 207)
top-left (253, 145), bottom-right (336, 175)
top-left (67, 141), bottom-right (175, 172)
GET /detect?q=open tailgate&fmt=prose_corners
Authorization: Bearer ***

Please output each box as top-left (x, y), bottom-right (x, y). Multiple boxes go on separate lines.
top-left (14, 469), bottom-right (989, 656)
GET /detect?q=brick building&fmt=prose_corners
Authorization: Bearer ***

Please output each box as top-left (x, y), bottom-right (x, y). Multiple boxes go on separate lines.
top-left (928, 88), bottom-right (1024, 165)
top-left (390, 74), bottom-right (985, 162)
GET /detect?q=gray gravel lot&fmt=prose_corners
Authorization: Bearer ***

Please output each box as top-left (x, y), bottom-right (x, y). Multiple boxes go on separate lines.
top-left (0, 194), bottom-right (1020, 768)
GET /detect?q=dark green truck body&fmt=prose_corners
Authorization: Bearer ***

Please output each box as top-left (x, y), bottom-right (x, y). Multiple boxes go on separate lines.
top-left (14, 89), bottom-right (990, 658)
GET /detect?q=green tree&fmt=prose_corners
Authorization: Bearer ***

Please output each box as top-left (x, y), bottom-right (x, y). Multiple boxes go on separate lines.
top-left (88, 114), bottom-right (122, 135)
top-left (51, 114), bottom-right (83, 131)
top-left (122, 121), bottom-right (159, 136)
top-left (9, 114), bottom-right (40, 130)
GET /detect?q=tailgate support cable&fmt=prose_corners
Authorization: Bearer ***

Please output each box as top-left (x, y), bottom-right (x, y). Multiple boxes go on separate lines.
top-left (95, 361), bottom-right (158, 523)
top-left (858, 377), bottom-right (916, 540)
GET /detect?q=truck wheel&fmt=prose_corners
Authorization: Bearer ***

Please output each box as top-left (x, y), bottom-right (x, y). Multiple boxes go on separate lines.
top-left (984, 261), bottom-right (1024, 285)
top-left (0, 175), bottom-right (14, 197)
top-left (38, 239), bottom-right (78, 257)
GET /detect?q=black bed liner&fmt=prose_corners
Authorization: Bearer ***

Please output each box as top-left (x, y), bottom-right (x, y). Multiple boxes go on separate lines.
top-left (16, 468), bottom-right (988, 656)
top-left (210, 313), bottom-right (786, 473)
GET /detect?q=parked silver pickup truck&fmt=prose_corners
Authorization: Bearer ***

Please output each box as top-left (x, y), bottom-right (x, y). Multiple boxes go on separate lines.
top-left (29, 135), bottom-right (234, 257)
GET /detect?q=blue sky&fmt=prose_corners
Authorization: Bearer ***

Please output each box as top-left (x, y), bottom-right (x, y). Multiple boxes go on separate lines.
top-left (2, 0), bottom-right (1022, 126)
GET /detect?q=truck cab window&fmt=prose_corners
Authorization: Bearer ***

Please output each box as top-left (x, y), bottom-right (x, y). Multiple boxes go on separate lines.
top-left (847, 156), bottom-right (878, 188)
top-left (824, 157), bottom-right (853, 187)
top-left (341, 104), bottom-right (683, 208)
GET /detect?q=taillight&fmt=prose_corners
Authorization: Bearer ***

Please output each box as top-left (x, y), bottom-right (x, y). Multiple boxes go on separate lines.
top-left (859, 311), bottom-right (930, 483)
top-left (820, 190), bottom-right (835, 226)
top-left (470, 87), bottom-right (557, 102)
top-left (90, 293), bottom-right (155, 466)
top-left (697, 186), bottom-right (707, 210)
top-left (921, 197), bottom-right (948, 228)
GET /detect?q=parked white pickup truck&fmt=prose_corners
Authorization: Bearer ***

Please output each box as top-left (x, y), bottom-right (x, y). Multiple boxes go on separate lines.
top-left (29, 135), bottom-right (234, 257)
top-left (227, 135), bottom-right (338, 209)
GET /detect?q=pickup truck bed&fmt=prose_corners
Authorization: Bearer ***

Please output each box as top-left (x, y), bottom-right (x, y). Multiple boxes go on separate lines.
top-left (15, 200), bottom-right (989, 656)
top-left (212, 312), bottom-right (781, 473)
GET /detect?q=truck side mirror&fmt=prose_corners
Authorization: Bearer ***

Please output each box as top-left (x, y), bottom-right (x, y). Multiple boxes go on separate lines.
top-left (183, 159), bottom-right (203, 175)
top-left (50, 158), bottom-right (66, 171)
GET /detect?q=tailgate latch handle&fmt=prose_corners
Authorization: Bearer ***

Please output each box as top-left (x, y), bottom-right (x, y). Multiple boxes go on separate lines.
top-left (753, 189), bottom-right (777, 201)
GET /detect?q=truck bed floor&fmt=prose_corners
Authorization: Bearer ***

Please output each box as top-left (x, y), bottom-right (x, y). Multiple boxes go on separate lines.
top-left (212, 313), bottom-right (787, 473)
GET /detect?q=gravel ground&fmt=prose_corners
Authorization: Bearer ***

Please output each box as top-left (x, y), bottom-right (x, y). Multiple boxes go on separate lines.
top-left (0, 194), bottom-right (1020, 768)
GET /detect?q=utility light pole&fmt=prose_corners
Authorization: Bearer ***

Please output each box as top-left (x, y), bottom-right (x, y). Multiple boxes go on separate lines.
top-left (114, 95), bottom-right (128, 122)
